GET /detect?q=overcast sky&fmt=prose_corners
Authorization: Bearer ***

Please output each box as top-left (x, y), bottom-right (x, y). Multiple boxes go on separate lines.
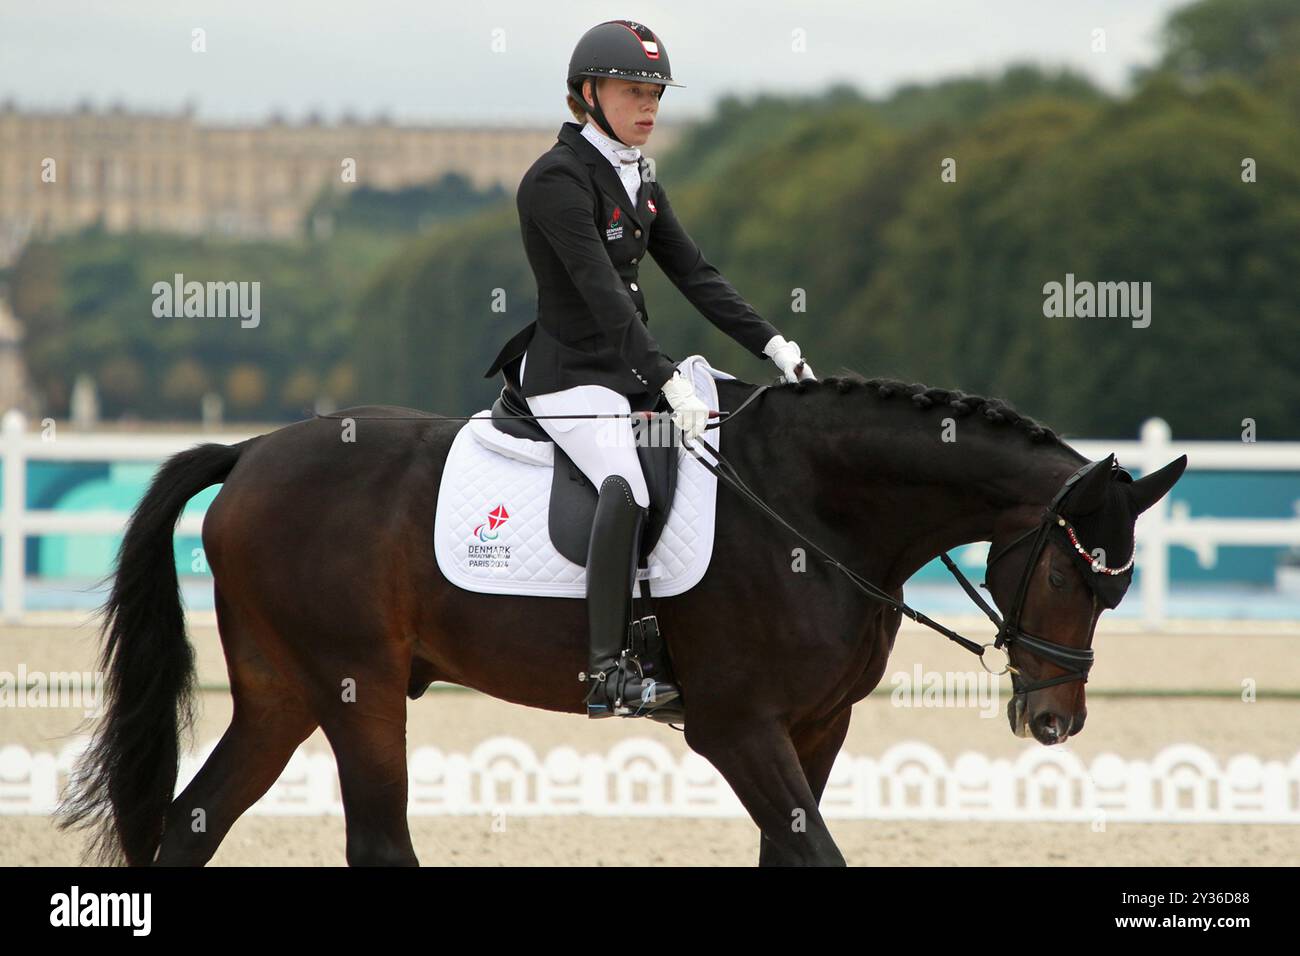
top-left (2, 0), bottom-right (1190, 125)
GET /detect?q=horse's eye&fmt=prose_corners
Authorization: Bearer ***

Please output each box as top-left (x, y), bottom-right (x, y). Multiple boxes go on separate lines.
top-left (1049, 570), bottom-right (1066, 589)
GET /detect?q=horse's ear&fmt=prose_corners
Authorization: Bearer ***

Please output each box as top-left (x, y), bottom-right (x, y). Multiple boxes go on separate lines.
top-left (1128, 455), bottom-right (1188, 514)
top-left (1064, 453), bottom-right (1115, 515)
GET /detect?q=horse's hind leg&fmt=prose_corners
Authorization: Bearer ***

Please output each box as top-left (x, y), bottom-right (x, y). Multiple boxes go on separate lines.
top-left (316, 673), bottom-right (419, 866)
top-left (300, 622), bottom-right (418, 867)
top-left (213, 591), bottom-right (418, 866)
top-left (156, 589), bottom-right (318, 865)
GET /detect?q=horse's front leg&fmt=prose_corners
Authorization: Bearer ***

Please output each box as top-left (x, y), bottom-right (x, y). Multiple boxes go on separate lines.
top-left (684, 714), bottom-right (846, 867)
top-left (757, 707), bottom-right (852, 866)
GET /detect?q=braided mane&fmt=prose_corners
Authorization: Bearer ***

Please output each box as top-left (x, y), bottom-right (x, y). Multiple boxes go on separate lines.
top-left (779, 372), bottom-right (1064, 446)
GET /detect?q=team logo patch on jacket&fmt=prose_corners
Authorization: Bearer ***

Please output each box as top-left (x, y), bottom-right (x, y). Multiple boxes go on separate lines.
top-left (605, 207), bottom-right (625, 242)
top-left (647, 198), bottom-right (657, 214)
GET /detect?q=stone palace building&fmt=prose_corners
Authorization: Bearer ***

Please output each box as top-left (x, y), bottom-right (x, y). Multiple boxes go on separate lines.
top-left (0, 100), bottom-right (681, 266)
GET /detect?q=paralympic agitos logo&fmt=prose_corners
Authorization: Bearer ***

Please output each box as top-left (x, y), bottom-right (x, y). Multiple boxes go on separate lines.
top-left (472, 504), bottom-right (510, 541)
top-left (605, 208), bottom-right (625, 242)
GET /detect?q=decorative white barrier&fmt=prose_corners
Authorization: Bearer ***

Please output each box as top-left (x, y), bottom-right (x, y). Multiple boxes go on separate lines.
top-left (1073, 419), bottom-right (1300, 624)
top-left (3, 737), bottom-right (1298, 823)
top-left (0, 409), bottom-right (258, 623)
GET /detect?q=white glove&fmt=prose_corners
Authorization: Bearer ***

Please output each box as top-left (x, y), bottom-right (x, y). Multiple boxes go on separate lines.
top-left (763, 334), bottom-right (817, 383)
top-left (660, 371), bottom-right (710, 440)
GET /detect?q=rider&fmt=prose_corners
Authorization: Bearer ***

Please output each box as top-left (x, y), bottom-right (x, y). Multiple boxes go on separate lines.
top-left (483, 19), bottom-right (816, 719)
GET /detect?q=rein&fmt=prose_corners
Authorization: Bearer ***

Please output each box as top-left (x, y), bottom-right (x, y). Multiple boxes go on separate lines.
top-left (680, 385), bottom-right (1010, 675)
top-left (681, 382), bottom-right (1111, 695)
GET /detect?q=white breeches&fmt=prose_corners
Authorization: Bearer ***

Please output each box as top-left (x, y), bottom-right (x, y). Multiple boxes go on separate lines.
top-left (520, 351), bottom-right (651, 509)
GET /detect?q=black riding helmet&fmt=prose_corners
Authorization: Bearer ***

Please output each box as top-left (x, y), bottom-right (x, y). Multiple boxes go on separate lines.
top-left (567, 19), bottom-right (684, 145)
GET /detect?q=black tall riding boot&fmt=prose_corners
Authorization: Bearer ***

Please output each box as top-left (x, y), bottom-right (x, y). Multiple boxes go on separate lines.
top-left (582, 475), bottom-right (682, 718)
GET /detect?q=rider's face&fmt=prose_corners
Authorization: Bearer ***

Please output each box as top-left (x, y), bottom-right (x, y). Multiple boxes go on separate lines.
top-left (583, 77), bottom-right (661, 146)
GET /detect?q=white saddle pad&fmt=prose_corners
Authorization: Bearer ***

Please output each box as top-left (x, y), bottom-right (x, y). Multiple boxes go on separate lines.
top-left (434, 355), bottom-right (732, 598)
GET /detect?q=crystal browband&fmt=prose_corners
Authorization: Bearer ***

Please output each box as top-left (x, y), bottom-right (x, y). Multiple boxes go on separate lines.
top-left (1058, 516), bottom-right (1135, 574)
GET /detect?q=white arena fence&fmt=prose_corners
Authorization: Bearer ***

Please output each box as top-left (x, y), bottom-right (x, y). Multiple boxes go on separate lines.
top-left (3, 737), bottom-right (1298, 824)
top-left (4, 410), bottom-right (1300, 625)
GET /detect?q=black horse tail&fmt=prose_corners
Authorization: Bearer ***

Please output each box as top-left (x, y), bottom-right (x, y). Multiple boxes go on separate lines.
top-left (57, 439), bottom-right (251, 865)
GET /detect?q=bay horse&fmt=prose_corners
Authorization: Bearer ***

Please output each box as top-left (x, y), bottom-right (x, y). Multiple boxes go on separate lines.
top-left (57, 374), bottom-right (1186, 866)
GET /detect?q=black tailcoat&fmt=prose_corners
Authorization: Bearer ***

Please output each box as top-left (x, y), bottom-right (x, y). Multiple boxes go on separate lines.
top-left (484, 122), bottom-right (778, 397)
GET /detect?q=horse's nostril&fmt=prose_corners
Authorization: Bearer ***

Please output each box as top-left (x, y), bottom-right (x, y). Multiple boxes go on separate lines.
top-left (1033, 711), bottom-right (1069, 741)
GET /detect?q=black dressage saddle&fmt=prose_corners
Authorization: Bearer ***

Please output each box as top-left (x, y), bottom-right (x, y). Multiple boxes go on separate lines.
top-left (489, 355), bottom-right (680, 567)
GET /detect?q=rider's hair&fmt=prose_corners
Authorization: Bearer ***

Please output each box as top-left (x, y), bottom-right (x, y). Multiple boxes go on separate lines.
top-left (797, 374), bottom-right (1063, 445)
top-left (566, 77), bottom-right (598, 123)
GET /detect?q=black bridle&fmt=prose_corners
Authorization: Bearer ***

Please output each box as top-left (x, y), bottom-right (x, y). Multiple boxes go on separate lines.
top-left (682, 384), bottom-right (1132, 698)
top-left (974, 456), bottom-right (1136, 693)
top-left (974, 516), bottom-right (1095, 695)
